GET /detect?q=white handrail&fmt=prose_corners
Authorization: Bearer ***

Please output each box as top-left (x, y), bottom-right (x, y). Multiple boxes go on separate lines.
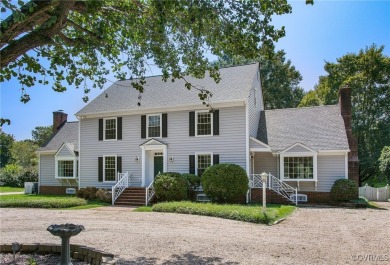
top-left (111, 172), bottom-right (129, 205)
top-left (145, 180), bottom-right (155, 206)
top-left (250, 173), bottom-right (298, 205)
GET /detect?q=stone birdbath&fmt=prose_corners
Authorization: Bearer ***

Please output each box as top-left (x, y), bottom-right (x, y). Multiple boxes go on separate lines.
top-left (47, 224), bottom-right (85, 265)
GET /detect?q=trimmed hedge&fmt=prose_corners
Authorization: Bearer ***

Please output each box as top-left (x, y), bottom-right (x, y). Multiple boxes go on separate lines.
top-left (330, 179), bottom-right (358, 202)
top-left (0, 195), bottom-right (87, 208)
top-left (154, 172), bottom-right (187, 202)
top-left (201, 164), bottom-right (248, 203)
top-left (152, 201), bottom-right (296, 224)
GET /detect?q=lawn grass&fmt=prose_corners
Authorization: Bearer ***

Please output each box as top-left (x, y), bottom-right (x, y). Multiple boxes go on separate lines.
top-left (0, 194), bottom-right (87, 208)
top-left (59, 200), bottom-right (110, 210)
top-left (134, 206), bottom-right (153, 212)
top-left (152, 201), bottom-right (295, 225)
top-left (0, 186), bottom-right (24, 193)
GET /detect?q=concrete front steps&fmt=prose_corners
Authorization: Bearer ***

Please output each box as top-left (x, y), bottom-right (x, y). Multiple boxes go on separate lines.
top-left (114, 187), bottom-right (146, 206)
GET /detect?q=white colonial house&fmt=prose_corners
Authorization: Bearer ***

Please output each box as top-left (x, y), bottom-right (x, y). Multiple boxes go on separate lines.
top-left (37, 63), bottom-right (358, 205)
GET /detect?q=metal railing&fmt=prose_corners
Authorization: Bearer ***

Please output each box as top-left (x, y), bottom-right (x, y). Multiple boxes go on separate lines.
top-left (111, 172), bottom-right (129, 205)
top-left (250, 173), bottom-right (297, 205)
top-left (145, 180), bottom-right (155, 206)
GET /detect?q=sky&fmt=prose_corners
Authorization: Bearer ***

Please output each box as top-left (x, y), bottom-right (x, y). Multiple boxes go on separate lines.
top-left (1, 0), bottom-right (389, 140)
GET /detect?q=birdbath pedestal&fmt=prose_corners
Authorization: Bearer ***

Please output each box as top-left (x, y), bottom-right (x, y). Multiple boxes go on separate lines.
top-left (47, 224), bottom-right (85, 265)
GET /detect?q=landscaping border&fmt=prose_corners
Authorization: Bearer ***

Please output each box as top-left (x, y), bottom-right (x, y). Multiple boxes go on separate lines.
top-left (0, 243), bottom-right (116, 265)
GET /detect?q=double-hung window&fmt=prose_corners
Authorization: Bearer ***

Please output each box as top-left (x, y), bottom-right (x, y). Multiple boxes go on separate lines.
top-left (196, 153), bottom-right (213, 176)
top-left (104, 118), bottom-right (117, 140)
top-left (196, 111), bottom-right (213, 136)
top-left (147, 114), bottom-right (161, 138)
top-left (104, 156), bottom-right (116, 182)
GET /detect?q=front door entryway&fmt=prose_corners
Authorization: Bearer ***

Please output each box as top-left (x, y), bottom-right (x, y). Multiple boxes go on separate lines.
top-left (154, 155), bottom-right (163, 178)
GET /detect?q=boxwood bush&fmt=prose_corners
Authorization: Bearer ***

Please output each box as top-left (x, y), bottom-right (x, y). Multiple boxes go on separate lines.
top-left (330, 179), bottom-right (358, 202)
top-left (201, 164), bottom-right (248, 203)
top-left (154, 172), bottom-right (187, 202)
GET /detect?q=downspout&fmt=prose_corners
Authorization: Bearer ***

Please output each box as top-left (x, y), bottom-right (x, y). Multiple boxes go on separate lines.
top-left (245, 99), bottom-right (250, 203)
top-left (77, 116), bottom-right (81, 191)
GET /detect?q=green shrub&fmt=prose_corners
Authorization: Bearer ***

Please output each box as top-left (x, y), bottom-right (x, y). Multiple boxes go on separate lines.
top-left (330, 179), bottom-right (358, 202)
top-left (95, 189), bottom-right (112, 203)
top-left (76, 187), bottom-right (98, 200)
top-left (154, 172), bottom-right (187, 202)
top-left (0, 195), bottom-right (87, 208)
top-left (0, 168), bottom-right (38, 187)
top-left (201, 164), bottom-right (248, 203)
top-left (152, 201), bottom-right (295, 224)
top-left (182, 173), bottom-right (200, 201)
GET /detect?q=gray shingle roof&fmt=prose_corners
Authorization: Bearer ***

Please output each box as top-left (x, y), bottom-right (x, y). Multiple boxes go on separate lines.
top-left (76, 63), bottom-right (258, 116)
top-left (38, 122), bottom-right (79, 152)
top-left (257, 105), bottom-right (350, 152)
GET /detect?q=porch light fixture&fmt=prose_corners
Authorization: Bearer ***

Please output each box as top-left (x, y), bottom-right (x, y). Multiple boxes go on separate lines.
top-left (260, 172), bottom-right (268, 208)
top-left (135, 156), bottom-right (140, 162)
top-left (169, 156), bottom-right (174, 162)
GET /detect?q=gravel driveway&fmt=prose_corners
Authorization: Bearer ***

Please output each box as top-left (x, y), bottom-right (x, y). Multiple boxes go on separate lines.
top-left (1, 203), bottom-right (389, 265)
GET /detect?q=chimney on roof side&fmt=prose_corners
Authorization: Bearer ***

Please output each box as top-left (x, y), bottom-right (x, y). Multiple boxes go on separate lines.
top-left (53, 110), bottom-right (67, 134)
top-left (338, 85), bottom-right (359, 185)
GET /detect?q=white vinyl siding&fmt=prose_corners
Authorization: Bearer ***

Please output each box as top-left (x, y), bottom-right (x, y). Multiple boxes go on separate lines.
top-left (253, 153), bottom-right (278, 176)
top-left (39, 154), bottom-right (57, 186)
top-left (79, 106), bottom-right (247, 188)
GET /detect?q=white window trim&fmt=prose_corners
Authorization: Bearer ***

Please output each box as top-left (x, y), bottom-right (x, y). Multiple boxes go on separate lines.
top-left (195, 110), bottom-right (213, 137)
top-left (103, 155), bottom-right (117, 183)
top-left (146, 113), bottom-right (162, 139)
top-left (195, 152), bottom-right (213, 176)
top-left (280, 152), bottom-right (318, 182)
top-left (103, 117), bottom-right (117, 141)
top-left (55, 156), bottom-right (77, 179)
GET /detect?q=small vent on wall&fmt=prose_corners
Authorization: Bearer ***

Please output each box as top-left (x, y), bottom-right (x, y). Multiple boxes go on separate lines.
top-left (290, 194), bottom-right (308, 202)
top-left (66, 188), bottom-right (76, 195)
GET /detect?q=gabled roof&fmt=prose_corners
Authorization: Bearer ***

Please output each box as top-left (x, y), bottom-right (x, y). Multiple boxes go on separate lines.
top-left (38, 122), bottom-right (79, 152)
top-left (76, 63), bottom-right (259, 116)
top-left (257, 105), bottom-right (350, 152)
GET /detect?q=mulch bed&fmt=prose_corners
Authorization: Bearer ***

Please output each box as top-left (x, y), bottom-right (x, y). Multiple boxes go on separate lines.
top-left (0, 253), bottom-right (89, 265)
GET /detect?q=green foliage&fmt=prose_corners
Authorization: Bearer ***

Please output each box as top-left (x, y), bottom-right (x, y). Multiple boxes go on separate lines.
top-left (0, 130), bottom-right (14, 168)
top-left (201, 164), bottom-right (248, 203)
top-left (10, 140), bottom-right (38, 168)
top-left (330, 179), bottom-right (359, 202)
top-left (182, 173), bottom-right (201, 201)
top-left (1, 0), bottom-right (294, 117)
top-left (134, 206), bottom-right (153, 212)
top-left (152, 201), bottom-right (296, 225)
top-left (214, 47), bottom-right (305, 109)
top-left (379, 146), bottom-right (390, 182)
top-left (76, 186), bottom-right (98, 200)
top-left (299, 45), bottom-right (390, 182)
top-left (0, 167), bottom-right (38, 187)
top-left (0, 186), bottom-right (24, 193)
top-left (0, 194), bottom-right (87, 208)
top-left (153, 172), bottom-right (187, 202)
top-left (32, 125), bottom-right (53, 146)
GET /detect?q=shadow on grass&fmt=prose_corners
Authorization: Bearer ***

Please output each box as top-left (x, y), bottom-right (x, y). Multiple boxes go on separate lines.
top-left (117, 252), bottom-right (239, 265)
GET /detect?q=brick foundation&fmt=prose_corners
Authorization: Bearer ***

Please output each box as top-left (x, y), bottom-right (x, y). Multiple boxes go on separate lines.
top-left (250, 189), bottom-right (331, 204)
top-left (39, 186), bottom-right (78, 195)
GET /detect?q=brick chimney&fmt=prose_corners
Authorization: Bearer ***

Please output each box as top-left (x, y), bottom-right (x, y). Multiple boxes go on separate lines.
top-left (339, 86), bottom-right (359, 184)
top-left (53, 110), bottom-right (68, 134)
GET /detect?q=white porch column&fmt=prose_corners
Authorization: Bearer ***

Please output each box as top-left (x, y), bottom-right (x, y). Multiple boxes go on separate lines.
top-left (141, 146), bottom-right (145, 187)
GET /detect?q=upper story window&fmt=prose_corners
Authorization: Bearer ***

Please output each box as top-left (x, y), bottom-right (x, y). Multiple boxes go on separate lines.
top-left (104, 118), bottom-right (117, 140)
top-left (196, 111), bottom-right (213, 136)
top-left (147, 114), bottom-right (161, 138)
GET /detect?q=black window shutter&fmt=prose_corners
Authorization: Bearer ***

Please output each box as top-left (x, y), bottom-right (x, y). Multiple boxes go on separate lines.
top-left (189, 155), bottom-right (195, 174)
top-left (213, 154), bottom-right (219, 165)
top-left (117, 156), bottom-right (122, 173)
top-left (98, 119), bottom-right (103, 141)
top-left (98, 157), bottom-right (103, 182)
top-left (117, 117), bottom-right (122, 140)
top-left (213, 110), bottom-right (219, 135)
top-left (141, 115), bottom-right (146, 138)
top-left (162, 113), bottom-right (168, 138)
top-left (189, 112), bottom-right (195, 136)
